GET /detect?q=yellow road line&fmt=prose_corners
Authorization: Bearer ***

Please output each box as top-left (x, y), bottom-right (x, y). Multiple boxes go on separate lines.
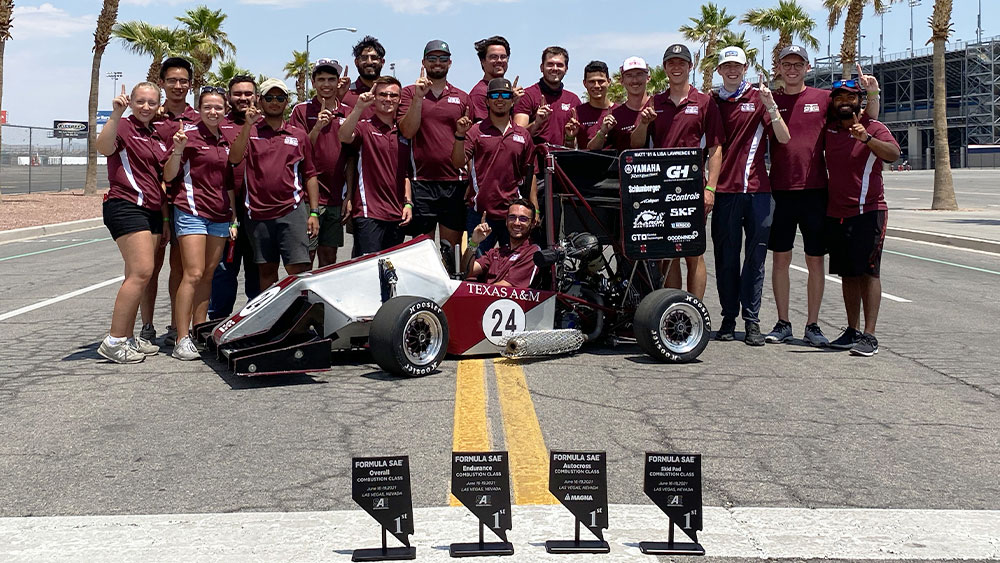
top-left (493, 359), bottom-right (557, 505)
top-left (450, 359), bottom-right (490, 506)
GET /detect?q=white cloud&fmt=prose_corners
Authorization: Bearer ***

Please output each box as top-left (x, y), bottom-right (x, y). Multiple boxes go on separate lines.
top-left (10, 3), bottom-right (94, 39)
top-left (566, 31), bottom-right (687, 53)
top-left (378, 0), bottom-right (519, 15)
top-left (238, 0), bottom-right (318, 6)
top-left (121, 0), bottom-right (192, 5)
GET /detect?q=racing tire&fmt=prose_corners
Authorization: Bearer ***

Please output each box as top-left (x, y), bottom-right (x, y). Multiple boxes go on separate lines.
top-left (370, 296), bottom-right (449, 377)
top-left (634, 289), bottom-right (711, 363)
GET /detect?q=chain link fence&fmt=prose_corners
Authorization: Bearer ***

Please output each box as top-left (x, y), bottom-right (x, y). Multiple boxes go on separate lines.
top-left (0, 124), bottom-right (110, 194)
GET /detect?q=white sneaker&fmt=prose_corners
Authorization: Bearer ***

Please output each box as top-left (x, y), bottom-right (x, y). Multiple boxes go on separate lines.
top-left (135, 336), bottom-right (160, 355)
top-left (171, 336), bottom-right (200, 361)
top-left (98, 337), bottom-right (146, 364)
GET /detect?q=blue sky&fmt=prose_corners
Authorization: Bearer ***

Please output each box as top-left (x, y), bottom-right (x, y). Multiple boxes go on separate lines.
top-left (2, 0), bottom-right (995, 127)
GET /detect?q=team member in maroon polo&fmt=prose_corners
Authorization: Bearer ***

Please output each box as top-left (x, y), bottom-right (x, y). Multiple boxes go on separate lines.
top-left (589, 56), bottom-right (650, 152)
top-left (96, 82), bottom-right (170, 363)
top-left (766, 48), bottom-right (881, 347)
top-left (290, 59), bottom-right (352, 267)
top-left (514, 46), bottom-right (581, 148)
top-left (339, 35), bottom-right (386, 119)
top-left (462, 199), bottom-right (541, 288)
top-left (453, 78), bottom-right (537, 253)
top-left (630, 43), bottom-right (724, 301)
top-left (398, 40), bottom-right (471, 251)
top-left (564, 61), bottom-right (616, 150)
top-left (470, 36), bottom-right (524, 122)
top-left (162, 87), bottom-right (237, 361)
top-left (229, 78), bottom-right (320, 290)
top-left (823, 81), bottom-right (900, 357)
top-left (339, 76), bottom-right (413, 255)
top-left (709, 46), bottom-right (790, 345)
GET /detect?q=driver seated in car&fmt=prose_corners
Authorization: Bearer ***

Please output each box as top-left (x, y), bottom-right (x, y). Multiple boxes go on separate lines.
top-left (462, 198), bottom-right (540, 288)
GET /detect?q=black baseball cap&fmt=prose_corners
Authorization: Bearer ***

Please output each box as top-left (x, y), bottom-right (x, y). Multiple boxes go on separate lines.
top-left (663, 44), bottom-right (692, 63)
top-left (778, 45), bottom-right (809, 62)
top-left (487, 77), bottom-right (513, 94)
top-left (424, 40), bottom-right (451, 56)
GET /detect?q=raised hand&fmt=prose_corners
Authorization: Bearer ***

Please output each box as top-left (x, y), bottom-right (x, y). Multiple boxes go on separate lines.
top-left (758, 75), bottom-right (775, 108)
top-left (471, 212), bottom-right (491, 244)
top-left (112, 84), bottom-right (130, 115)
top-left (243, 104), bottom-right (260, 126)
top-left (563, 108), bottom-right (580, 140)
top-left (414, 66), bottom-right (432, 97)
top-left (856, 62), bottom-right (879, 93)
top-left (512, 75), bottom-right (525, 100)
top-left (172, 129), bottom-right (188, 152)
top-left (639, 104), bottom-right (657, 125)
top-left (455, 106), bottom-right (473, 137)
top-left (337, 66), bottom-right (351, 100)
top-left (357, 83), bottom-right (377, 108)
top-left (535, 103), bottom-right (552, 125)
top-left (316, 97), bottom-right (332, 129)
top-left (848, 113), bottom-right (868, 142)
top-left (600, 113), bottom-right (617, 134)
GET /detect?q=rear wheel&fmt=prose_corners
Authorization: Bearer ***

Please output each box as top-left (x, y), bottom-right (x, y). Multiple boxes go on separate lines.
top-left (634, 289), bottom-right (711, 363)
top-left (370, 296), bottom-right (449, 377)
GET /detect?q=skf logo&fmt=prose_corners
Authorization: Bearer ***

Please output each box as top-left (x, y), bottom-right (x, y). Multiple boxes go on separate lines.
top-left (665, 164), bottom-right (690, 179)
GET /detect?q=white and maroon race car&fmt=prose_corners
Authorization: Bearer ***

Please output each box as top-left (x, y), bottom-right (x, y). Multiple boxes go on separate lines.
top-left (199, 236), bottom-right (710, 378)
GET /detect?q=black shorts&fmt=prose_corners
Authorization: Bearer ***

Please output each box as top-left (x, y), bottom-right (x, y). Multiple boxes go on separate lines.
top-left (246, 204), bottom-right (312, 266)
top-left (768, 189), bottom-right (827, 256)
top-left (103, 197), bottom-right (163, 240)
top-left (405, 180), bottom-right (468, 235)
top-left (354, 217), bottom-right (404, 255)
top-left (826, 210), bottom-right (887, 278)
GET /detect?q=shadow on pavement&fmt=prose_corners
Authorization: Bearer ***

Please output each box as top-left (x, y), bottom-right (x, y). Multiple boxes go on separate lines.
top-left (62, 342), bottom-right (102, 362)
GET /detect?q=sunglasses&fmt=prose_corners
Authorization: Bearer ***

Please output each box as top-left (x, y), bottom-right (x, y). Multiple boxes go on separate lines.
top-left (201, 86), bottom-right (226, 95)
top-left (488, 91), bottom-right (513, 100)
top-left (486, 54), bottom-right (509, 62)
top-left (832, 79), bottom-right (859, 89)
top-left (262, 94), bottom-right (288, 102)
top-left (507, 214), bottom-right (532, 224)
top-left (425, 55), bottom-right (451, 63)
top-left (316, 58), bottom-right (340, 67)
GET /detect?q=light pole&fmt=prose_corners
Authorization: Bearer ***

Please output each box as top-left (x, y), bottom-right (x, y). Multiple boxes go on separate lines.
top-left (106, 71), bottom-right (122, 95)
top-left (977, 0), bottom-right (983, 43)
top-left (390, 62), bottom-right (396, 77)
top-left (909, 0), bottom-right (921, 54)
top-left (880, 7), bottom-right (891, 62)
top-left (305, 26), bottom-right (357, 89)
top-left (761, 34), bottom-right (770, 75)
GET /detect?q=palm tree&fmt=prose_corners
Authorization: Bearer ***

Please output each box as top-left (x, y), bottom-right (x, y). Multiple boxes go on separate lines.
top-left (928, 0), bottom-right (956, 209)
top-left (284, 50), bottom-right (310, 102)
top-left (113, 21), bottom-right (186, 82)
top-left (680, 3), bottom-right (735, 92)
top-left (0, 0), bottom-right (12, 200)
top-left (824, 0), bottom-right (896, 78)
top-left (701, 31), bottom-right (763, 86)
top-left (176, 5), bottom-right (235, 91)
top-left (741, 0), bottom-right (820, 77)
top-left (84, 0), bottom-right (119, 196)
top-left (204, 59), bottom-right (252, 88)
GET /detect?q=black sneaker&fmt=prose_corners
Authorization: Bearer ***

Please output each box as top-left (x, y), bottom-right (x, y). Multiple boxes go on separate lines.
top-left (850, 333), bottom-right (879, 357)
top-left (803, 323), bottom-right (830, 347)
top-left (744, 321), bottom-right (765, 346)
top-left (715, 318), bottom-right (736, 341)
top-left (765, 320), bottom-right (793, 343)
top-left (829, 327), bottom-right (863, 350)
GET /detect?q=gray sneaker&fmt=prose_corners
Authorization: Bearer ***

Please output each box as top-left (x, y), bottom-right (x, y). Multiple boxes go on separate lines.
top-left (98, 337), bottom-right (146, 364)
top-left (139, 323), bottom-right (156, 342)
top-left (134, 336), bottom-right (160, 355)
top-left (172, 336), bottom-right (200, 361)
top-left (164, 325), bottom-right (177, 346)
top-left (765, 320), bottom-right (793, 343)
top-left (803, 323), bottom-right (830, 347)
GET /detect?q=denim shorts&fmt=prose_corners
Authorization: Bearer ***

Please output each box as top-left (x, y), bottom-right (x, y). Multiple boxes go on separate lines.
top-left (174, 207), bottom-right (230, 238)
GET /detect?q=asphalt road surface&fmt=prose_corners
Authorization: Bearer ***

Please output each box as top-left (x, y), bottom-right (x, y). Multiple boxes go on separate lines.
top-left (1, 184), bottom-right (998, 561)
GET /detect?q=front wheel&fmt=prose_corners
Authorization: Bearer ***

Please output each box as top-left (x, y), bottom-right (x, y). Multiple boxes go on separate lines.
top-left (370, 296), bottom-right (449, 377)
top-left (634, 289), bottom-right (711, 363)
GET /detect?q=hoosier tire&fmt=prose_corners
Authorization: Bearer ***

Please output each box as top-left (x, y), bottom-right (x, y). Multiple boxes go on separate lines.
top-left (634, 289), bottom-right (711, 363)
top-left (370, 296), bottom-right (449, 377)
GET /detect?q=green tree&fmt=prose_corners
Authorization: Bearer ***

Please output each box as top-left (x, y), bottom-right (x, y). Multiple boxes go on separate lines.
top-left (680, 2), bottom-right (735, 92)
top-left (0, 0), bottom-right (12, 200)
top-left (928, 0), bottom-right (956, 209)
top-left (204, 59), bottom-right (252, 88)
top-left (825, 0), bottom-right (897, 78)
top-left (85, 0), bottom-right (119, 196)
top-left (112, 21), bottom-right (186, 82)
top-left (701, 30), bottom-right (762, 86)
top-left (176, 5), bottom-right (235, 91)
top-left (741, 0), bottom-right (820, 76)
top-left (283, 50), bottom-right (310, 103)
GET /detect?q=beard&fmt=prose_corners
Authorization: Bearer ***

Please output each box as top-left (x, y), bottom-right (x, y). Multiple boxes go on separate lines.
top-left (358, 64), bottom-right (382, 81)
top-left (836, 102), bottom-right (861, 120)
top-left (427, 68), bottom-right (448, 80)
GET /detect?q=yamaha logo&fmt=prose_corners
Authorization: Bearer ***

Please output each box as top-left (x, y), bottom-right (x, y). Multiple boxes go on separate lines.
top-left (625, 163), bottom-right (660, 175)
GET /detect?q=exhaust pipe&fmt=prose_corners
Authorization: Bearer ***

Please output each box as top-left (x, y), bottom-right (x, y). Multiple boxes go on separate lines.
top-left (502, 329), bottom-right (585, 358)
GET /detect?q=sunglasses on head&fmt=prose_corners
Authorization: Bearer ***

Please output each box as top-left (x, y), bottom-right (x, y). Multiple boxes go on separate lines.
top-left (425, 55), bottom-right (450, 63)
top-left (488, 91), bottom-right (513, 100)
top-left (262, 94), bottom-right (288, 102)
top-left (200, 86), bottom-right (226, 95)
top-left (316, 58), bottom-right (340, 66)
top-left (832, 79), bottom-right (859, 89)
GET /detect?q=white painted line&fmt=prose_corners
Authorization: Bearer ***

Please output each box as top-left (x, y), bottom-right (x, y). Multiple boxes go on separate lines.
top-left (0, 276), bottom-right (124, 322)
top-left (903, 197), bottom-right (921, 200)
top-left (886, 235), bottom-right (1000, 256)
top-left (885, 186), bottom-right (999, 196)
top-left (0, 505), bottom-right (997, 562)
top-left (789, 265), bottom-right (911, 303)
top-left (888, 227), bottom-right (1000, 245)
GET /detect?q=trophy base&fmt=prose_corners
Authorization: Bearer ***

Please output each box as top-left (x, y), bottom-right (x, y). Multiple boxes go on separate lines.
top-left (544, 539), bottom-right (611, 554)
top-left (351, 546), bottom-right (416, 561)
top-left (639, 541), bottom-right (705, 556)
top-left (449, 541), bottom-right (515, 557)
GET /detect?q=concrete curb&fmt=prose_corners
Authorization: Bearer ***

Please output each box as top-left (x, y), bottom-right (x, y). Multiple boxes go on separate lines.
top-left (886, 227), bottom-right (1000, 253)
top-left (0, 218), bottom-right (103, 244)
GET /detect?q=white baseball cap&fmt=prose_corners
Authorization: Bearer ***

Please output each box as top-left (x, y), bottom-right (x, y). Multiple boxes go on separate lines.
top-left (717, 46), bottom-right (747, 66)
top-left (621, 56), bottom-right (649, 73)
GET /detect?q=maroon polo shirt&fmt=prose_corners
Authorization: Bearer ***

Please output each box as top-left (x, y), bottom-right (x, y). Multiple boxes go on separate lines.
top-left (513, 81), bottom-right (581, 147)
top-left (350, 118), bottom-right (408, 222)
top-left (646, 85), bottom-right (724, 151)
top-left (167, 121), bottom-right (233, 223)
top-left (824, 115), bottom-right (898, 218)
top-left (469, 79), bottom-right (490, 122)
top-left (714, 88), bottom-right (772, 194)
top-left (770, 86), bottom-right (831, 191)
top-left (474, 242), bottom-right (541, 287)
top-left (463, 120), bottom-right (535, 221)
top-left (289, 97), bottom-right (351, 206)
top-left (340, 78), bottom-right (377, 120)
top-left (106, 115), bottom-right (169, 210)
top-left (573, 102), bottom-right (616, 149)
top-left (242, 120), bottom-right (317, 221)
top-left (153, 104), bottom-right (200, 138)
top-left (605, 103), bottom-right (645, 153)
top-left (397, 82), bottom-right (470, 182)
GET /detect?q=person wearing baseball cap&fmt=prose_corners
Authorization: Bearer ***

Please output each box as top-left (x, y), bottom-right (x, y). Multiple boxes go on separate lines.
top-left (564, 60), bottom-right (616, 150)
top-left (630, 43), bottom-right (724, 302)
top-left (823, 78), bottom-right (900, 357)
top-left (289, 59), bottom-right (352, 267)
top-left (765, 46), bottom-right (881, 348)
top-left (588, 56), bottom-right (650, 152)
top-left (709, 46), bottom-right (790, 346)
top-left (229, 78), bottom-right (321, 290)
top-left (397, 40), bottom-right (471, 253)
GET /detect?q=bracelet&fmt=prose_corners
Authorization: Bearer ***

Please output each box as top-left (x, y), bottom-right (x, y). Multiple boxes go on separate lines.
top-left (467, 239), bottom-right (479, 249)
top-left (230, 221), bottom-right (239, 228)
top-left (862, 134), bottom-right (873, 144)
top-left (309, 212), bottom-right (320, 218)
top-left (454, 135), bottom-right (466, 141)
top-left (704, 185), bottom-right (716, 193)
top-left (867, 89), bottom-right (880, 96)
top-left (403, 203), bottom-right (413, 209)
top-left (163, 216), bottom-right (171, 222)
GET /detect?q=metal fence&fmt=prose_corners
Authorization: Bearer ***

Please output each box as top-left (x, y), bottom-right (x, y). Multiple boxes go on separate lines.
top-left (0, 124), bottom-right (110, 194)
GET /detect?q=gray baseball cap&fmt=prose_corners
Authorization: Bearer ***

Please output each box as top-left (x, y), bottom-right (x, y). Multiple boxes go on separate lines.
top-left (778, 45), bottom-right (809, 62)
top-left (424, 40), bottom-right (451, 56)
